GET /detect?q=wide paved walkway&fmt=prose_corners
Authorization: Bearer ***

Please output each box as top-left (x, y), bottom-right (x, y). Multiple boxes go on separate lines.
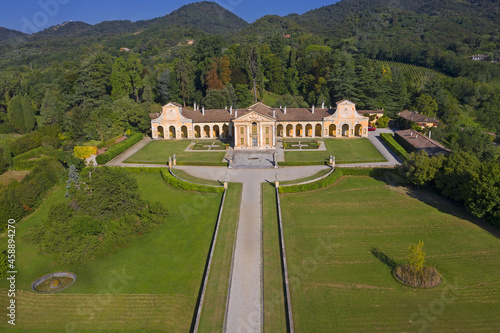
top-left (174, 166), bottom-right (326, 333)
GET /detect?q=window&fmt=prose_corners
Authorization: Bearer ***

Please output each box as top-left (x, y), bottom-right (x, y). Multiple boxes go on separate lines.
top-left (265, 138), bottom-right (270, 145)
top-left (265, 127), bottom-right (269, 134)
top-left (240, 137), bottom-right (244, 146)
top-left (240, 127), bottom-right (244, 135)
top-left (252, 122), bottom-right (257, 134)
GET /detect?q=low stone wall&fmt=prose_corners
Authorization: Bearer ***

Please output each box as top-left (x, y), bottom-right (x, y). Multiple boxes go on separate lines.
top-left (31, 272), bottom-right (77, 294)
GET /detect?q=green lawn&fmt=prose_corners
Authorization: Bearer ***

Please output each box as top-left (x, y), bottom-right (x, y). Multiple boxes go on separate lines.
top-left (279, 168), bottom-right (331, 185)
top-left (192, 140), bottom-right (229, 151)
top-left (262, 183), bottom-right (288, 332)
top-left (285, 138), bottom-right (386, 164)
top-left (125, 140), bottom-right (226, 164)
top-left (171, 168), bottom-right (223, 186)
top-left (280, 176), bottom-right (500, 332)
top-left (198, 183), bottom-right (242, 332)
top-left (0, 172), bottom-right (222, 332)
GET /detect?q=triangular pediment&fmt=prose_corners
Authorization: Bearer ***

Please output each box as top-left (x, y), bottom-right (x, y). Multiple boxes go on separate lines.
top-left (234, 111), bottom-right (275, 122)
top-left (336, 99), bottom-right (355, 106)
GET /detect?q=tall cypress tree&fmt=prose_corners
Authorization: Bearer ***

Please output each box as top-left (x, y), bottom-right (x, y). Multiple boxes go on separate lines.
top-left (22, 96), bottom-right (35, 132)
top-left (7, 95), bottom-right (25, 134)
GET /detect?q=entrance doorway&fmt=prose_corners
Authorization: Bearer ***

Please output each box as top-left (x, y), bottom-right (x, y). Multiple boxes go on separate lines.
top-left (252, 138), bottom-right (258, 147)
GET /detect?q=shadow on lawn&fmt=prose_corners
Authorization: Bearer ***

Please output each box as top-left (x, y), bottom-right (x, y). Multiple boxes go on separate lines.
top-left (371, 248), bottom-right (398, 269)
top-left (376, 169), bottom-right (500, 239)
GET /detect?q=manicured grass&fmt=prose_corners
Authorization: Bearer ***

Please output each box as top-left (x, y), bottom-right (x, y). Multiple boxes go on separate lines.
top-left (283, 139), bottom-right (320, 150)
top-left (125, 140), bottom-right (226, 164)
top-left (285, 138), bottom-right (386, 164)
top-left (171, 168), bottom-right (223, 186)
top-left (280, 176), bottom-right (500, 332)
top-left (192, 140), bottom-right (229, 151)
top-left (279, 168), bottom-right (331, 185)
top-left (262, 183), bottom-right (288, 332)
top-left (0, 172), bottom-right (222, 332)
top-left (198, 183), bottom-right (242, 332)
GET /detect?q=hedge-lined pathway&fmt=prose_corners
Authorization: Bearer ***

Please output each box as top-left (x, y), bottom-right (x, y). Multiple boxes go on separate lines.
top-left (174, 166), bottom-right (326, 333)
top-left (106, 136), bottom-right (152, 167)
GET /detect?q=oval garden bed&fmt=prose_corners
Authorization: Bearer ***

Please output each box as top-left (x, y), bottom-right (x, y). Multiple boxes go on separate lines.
top-left (393, 265), bottom-right (441, 288)
top-left (31, 272), bottom-right (77, 293)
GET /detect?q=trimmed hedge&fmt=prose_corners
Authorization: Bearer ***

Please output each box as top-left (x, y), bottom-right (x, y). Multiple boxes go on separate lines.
top-left (161, 169), bottom-right (224, 193)
top-left (279, 161), bottom-right (328, 166)
top-left (176, 161), bottom-right (227, 167)
top-left (279, 169), bottom-right (343, 193)
top-left (380, 133), bottom-right (410, 160)
top-left (96, 133), bottom-right (143, 165)
top-left (122, 167), bottom-right (165, 173)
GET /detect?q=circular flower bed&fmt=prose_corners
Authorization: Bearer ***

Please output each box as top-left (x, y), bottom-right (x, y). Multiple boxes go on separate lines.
top-left (31, 272), bottom-right (77, 293)
top-left (394, 265), bottom-right (441, 288)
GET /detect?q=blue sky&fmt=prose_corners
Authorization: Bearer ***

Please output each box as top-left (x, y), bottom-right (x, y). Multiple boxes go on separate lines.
top-left (0, 0), bottom-right (339, 34)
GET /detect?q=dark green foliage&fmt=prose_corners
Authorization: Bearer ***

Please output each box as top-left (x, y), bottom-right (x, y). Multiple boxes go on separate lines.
top-left (96, 133), bottom-right (143, 164)
top-left (399, 150), bottom-right (500, 227)
top-left (450, 126), bottom-right (498, 162)
top-left (7, 131), bottom-right (42, 156)
top-left (0, 250), bottom-right (8, 277)
top-left (0, 145), bottom-right (12, 174)
top-left (40, 89), bottom-right (64, 126)
top-left (7, 96), bottom-right (25, 134)
top-left (29, 167), bottom-right (168, 264)
top-left (0, 159), bottom-right (64, 231)
top-left (161, 169), bottom-right (224, 193)
top-left (380, 133), bottom-right (409, 160)
top-left (279, 169), bottom-right (342, 193)
top-left (400, 150), bottom-right (445, 186)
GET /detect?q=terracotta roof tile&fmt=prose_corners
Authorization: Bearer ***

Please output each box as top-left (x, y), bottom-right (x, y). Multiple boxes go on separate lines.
top-left (398, 110), bottom-right (438, 124)
top-left (395, 129), bottom-right (450, 156)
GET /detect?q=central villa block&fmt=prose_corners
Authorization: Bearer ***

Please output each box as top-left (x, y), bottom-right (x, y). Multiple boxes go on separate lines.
top-left (150, 99), bottom-right (375, 149)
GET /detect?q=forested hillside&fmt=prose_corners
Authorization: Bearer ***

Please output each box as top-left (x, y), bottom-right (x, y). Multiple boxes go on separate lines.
top-left (0, 0), bottom-right (498, 144)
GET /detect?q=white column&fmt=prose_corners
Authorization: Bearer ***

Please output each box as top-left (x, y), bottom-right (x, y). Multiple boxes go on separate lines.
top-left (292, 124), bottom-right (296, 138)
top-left (302, 123), bottom-right (305, 138)
top-left (273, 124), bottom-right (276, 147)
top-left (259, 124), bottom-right (263, 147)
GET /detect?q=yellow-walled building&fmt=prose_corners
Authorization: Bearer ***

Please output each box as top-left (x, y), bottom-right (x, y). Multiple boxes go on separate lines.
top-left (150, 100), bottom-right (370, 149)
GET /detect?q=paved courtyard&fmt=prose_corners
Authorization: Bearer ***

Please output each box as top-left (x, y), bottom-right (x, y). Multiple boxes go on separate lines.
top-left (231, 150), bottom-right (276, 169)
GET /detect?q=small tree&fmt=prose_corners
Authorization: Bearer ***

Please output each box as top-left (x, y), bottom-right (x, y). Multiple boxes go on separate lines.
top-left (408, 240), bottom-right (426, 273)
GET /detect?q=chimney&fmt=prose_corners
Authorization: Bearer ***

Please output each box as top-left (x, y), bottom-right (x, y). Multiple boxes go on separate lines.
top-left (273, 109), bottom-right (276, 118)
top-left (284, 106), bottom-right (287, 114)
top-left (235, 109), bottom-right (238, 118)
top-left (321, 101), bottom-right (325, 109)
top-left (202, 106), bottom-right (205, 116)
top-left (312, 105), bottom-right (315, 114)
top-left (225, 106), bottom-right (227, 110)
top-left (194, 102), bottom-right (197, 110)
top-left (280, 105), bottom-right (282, 109)
top-left (429, 131), bottom-right (432, 139)
top-left (230, 105), bottom-right (233, 115)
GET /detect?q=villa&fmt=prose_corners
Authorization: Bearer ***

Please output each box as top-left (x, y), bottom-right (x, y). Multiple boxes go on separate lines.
top-left (150, 99), bottom-right (372, 149)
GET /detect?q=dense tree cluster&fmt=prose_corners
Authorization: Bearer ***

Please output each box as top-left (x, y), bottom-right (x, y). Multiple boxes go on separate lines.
top-left (27, 167), bottom-right (168, 264)
top-left (400, 148), bottom-right (500, 227)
